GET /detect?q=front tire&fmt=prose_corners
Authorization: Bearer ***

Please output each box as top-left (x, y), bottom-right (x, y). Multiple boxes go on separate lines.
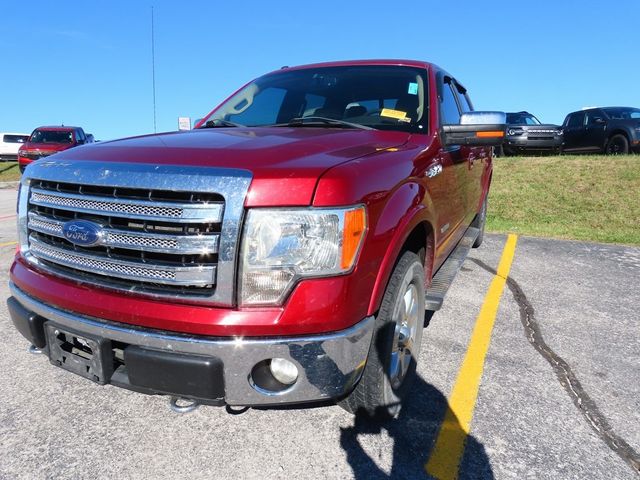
top-left (339, 251), bottom-right (425, 417)
top-left (605, 134), bottom-right (629, 155)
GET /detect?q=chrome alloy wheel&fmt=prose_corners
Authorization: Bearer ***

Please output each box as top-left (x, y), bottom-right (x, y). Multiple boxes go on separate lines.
top-left (389, 281), bottom-right (421, 389)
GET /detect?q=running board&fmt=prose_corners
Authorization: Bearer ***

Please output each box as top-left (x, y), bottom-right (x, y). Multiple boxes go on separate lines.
top-left (425, 226), bottom-right (479, 311)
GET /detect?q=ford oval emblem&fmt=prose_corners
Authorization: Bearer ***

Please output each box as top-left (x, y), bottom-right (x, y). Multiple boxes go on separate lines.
top-left (62, 220), bottom-right (104, 247)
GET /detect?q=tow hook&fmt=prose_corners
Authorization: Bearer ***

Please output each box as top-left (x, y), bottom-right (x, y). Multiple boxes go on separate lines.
top-left (169, 396), bottom-right (200, 414)
top-left (28, 344), bottom-right (43, 355)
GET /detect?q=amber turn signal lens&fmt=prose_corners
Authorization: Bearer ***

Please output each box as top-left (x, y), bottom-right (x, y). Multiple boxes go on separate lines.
top-left (476, 131), bottom-right (505, 138)
top-left (341, 207), bottom-right (367, 270)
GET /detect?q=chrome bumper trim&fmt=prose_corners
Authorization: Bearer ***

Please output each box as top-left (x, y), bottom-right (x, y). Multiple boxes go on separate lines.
top-left (10, 283), bottom-right (374, 406)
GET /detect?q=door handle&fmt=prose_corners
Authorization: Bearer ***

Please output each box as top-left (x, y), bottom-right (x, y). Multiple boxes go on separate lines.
top-left (426, 163), bottom-right (443, 178)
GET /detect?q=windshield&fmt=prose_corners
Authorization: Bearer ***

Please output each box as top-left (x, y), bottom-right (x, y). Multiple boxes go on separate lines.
top-left (200, 65), bottom-right (428, 133)
top-left (30, 130), bottom-right (73, 144)
top-left (602, 107), bottom-right (640, 120)
top-left (506, 112), bottom-right (541, 125)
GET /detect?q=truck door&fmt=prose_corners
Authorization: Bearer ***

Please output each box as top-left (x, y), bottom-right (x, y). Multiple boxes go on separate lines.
top-left (583, 109), bottom-right (608, 151)
top-left (562, 112), bottom-right (586, 151)
top-left (429, 75), bottom-right (469, 264)
top-left (452, 79), bottom-right (485, 226)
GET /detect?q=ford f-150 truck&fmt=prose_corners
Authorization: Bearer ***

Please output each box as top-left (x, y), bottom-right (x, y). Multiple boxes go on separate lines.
top-left (8, 60), bottom-right (505, 416)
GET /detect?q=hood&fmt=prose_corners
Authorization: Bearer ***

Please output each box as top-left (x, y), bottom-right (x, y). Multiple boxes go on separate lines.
top-left (54, 127), bottom-right (410, 205)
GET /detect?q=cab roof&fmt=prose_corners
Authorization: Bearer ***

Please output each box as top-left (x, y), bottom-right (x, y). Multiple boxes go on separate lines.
top-left (34, 126), bottom-right (79, 131)
top-left (271, 59), bottom-right (436, 74)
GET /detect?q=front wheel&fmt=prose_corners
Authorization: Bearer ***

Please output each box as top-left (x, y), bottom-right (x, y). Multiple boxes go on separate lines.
top-left (605, 134), bottom-right (629, 155)
top-left (339, 251), bottom-right (425, 417)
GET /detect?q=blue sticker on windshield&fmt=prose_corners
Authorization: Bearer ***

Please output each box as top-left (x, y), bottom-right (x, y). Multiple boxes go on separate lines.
top-left (408, 82), bottom-right (418, 95)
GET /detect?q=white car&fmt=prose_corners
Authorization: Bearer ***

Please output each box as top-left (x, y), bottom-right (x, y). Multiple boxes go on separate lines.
top-left (0, 132), bottom-right (30, 161)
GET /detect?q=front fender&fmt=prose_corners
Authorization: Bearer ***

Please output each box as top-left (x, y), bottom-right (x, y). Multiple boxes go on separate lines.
top-left (366, 182), bottom-right (436, 316)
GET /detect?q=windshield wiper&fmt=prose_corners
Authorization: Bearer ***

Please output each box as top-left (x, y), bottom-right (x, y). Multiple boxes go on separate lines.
top-left (199, 119), bottom-right (246, 128)
top-left (281, 116), bottom-right (374, 130)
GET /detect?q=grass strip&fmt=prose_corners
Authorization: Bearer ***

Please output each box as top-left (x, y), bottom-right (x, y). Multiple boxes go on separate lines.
top-left (487, 154), bottom-right (640, 245)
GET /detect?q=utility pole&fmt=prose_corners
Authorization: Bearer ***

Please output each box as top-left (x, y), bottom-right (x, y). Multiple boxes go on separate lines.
top-left (151, 6), bottom-right (157, 133)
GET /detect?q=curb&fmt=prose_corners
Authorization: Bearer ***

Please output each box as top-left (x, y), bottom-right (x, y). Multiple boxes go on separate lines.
top-left (0, 181), bottom-right (19, 189)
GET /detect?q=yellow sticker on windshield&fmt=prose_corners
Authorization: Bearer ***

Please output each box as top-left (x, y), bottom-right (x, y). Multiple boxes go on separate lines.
top-left (380, 108), bottom-right (408, 121)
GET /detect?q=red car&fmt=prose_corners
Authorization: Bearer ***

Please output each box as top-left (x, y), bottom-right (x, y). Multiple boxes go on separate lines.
top-left (9, 60), bottom-right (505, 415)
top-left (18, 126), bottom-right (90, 172)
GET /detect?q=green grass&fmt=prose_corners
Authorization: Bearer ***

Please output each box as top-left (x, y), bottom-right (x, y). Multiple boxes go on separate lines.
top-left (0, 162), bottom-right (20, 182)
top-left (486, 154), bottom-right (640, 245)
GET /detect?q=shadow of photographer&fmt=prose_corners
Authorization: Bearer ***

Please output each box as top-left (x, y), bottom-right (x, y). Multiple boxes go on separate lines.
top-left (337, 312), bottom-right (494, 480)
top-left (338, 373), bottom-right (493, 479)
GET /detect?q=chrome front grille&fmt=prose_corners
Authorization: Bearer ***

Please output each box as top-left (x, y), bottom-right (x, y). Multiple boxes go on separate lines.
top-left (19, 161), bottom-right (252, 305)
top-left (30, 188), bottom-right (223, 222)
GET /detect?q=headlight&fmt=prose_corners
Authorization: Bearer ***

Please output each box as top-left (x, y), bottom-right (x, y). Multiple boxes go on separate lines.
top-left (507, 128), bottom-right (524, 136)
top-left (239, 206), bottom-right (367, 306)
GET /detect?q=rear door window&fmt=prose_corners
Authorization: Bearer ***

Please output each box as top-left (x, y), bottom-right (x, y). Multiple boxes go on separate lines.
top-left (453, 82), bottom-right (473, 113)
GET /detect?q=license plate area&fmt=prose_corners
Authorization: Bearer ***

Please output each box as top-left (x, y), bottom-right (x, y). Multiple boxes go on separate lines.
top-left (45, 323), bottom-right (113, 384)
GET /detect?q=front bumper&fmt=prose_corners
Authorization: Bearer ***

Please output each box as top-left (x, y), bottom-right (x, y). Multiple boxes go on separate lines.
top-left (8, 282), bottom-right (374, 407)
top-left (505, 136), bottom-right (562, 150)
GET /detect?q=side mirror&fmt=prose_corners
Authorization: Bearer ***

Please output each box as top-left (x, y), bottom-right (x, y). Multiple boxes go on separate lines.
top-left (441, 111), bottom-right (506, 147)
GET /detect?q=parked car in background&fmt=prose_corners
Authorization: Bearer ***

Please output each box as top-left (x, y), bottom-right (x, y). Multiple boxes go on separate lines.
top-left (497, 111), bottom-right (563, 156)
top-left (18, 126), bottom-right (91, 172)
top-left (0, 132), bottom-right (30, 161)
top-left (562, 107), bottom-right (640, 155)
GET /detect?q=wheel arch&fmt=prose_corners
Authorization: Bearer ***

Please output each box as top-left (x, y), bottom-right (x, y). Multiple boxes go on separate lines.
top-left (367, 200), bottom-right (435, 316)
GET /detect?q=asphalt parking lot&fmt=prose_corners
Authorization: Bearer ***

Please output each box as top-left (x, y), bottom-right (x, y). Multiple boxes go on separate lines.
top-left (0, 186), bottom-right (638, 480)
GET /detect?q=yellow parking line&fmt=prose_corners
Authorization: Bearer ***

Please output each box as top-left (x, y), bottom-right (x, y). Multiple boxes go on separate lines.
top-left (0, 241), bottom-right (17, 247)
top-left (425, 234), bottom-right (518, 480)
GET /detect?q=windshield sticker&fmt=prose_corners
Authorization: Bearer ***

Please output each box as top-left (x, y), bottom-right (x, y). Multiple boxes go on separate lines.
top-left (381, 108), bottom-right (410, 122)
top-left (408, 82), bottom-right (419, 95)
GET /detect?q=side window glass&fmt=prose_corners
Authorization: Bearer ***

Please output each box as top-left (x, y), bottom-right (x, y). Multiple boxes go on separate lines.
top-left (586, 111), bottom-right (605, 126)
top-left (302, 93), bottom-right (326, 116)
top-left (567, 113), bottom-right (585, 128)
top-left (453, 82), bottom-right (472, 113)
top-left (440, 82), bottom-right (461, 125)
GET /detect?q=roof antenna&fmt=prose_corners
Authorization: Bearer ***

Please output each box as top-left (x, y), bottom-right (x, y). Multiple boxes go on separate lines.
top-left (151, 6), bottom-right (157, 133)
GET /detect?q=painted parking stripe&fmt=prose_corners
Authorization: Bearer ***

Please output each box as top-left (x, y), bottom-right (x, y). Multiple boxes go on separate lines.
top-left (425, 234), bottom-right (518, 480)
top-left (0, 214), bottom-right (16, 221)
top-left (0, 241), bottom-right (17, 247)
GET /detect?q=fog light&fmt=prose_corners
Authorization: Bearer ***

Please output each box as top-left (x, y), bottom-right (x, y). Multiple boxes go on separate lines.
top-left (269, 358), bottom-right (298, 385)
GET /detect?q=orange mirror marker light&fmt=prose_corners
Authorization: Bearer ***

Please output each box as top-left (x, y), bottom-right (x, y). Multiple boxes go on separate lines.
top-left (341, 207), bottom-right (367, 270)
top-left (476, 131), bottom-right (504, 138)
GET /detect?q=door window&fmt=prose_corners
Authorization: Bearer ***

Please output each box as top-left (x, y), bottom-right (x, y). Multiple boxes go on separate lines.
top-left (585, 110), bottom-right (605, 126)
top-left (440, 81), bottom-right (461, 125)
top-left (566, 113), bottom-right (585, 128)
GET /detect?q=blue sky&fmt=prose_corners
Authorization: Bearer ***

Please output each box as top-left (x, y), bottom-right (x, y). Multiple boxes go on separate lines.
top-left (2, 0), bottom-right (639, 140)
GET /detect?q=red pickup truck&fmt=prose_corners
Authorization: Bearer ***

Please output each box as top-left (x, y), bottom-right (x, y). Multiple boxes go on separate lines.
top-left (18, 126), bottom-right (91, 172)
top-left (8, 60), bottom-right (504, 416)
